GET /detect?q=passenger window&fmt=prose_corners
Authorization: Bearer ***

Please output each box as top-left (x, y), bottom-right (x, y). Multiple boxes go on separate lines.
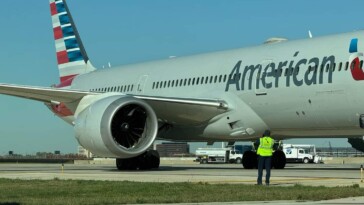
top-left (196, 78), bottom-right (199, 85)
top-left (219, 75), bottom-right (222, 83)
top-left (131, 85), bottom-right (134, 91)
top-left (345, 62), bottom-right (349, 70)
top-left (188, 78), bottom-right (191, 86)
top-left (332, 63), bottom-right (336, 72)
top-left (184, 79), bottom-right (187, 86)
top-left (214, 76), bottom-right (218, 83)
top-left (205, 76), bottom-right (209, 84)
top-left (179, 79), bottom-right (183, 86)
top-left (223, 74), bottom-right (227, 82)
top-left (209, 76), bottom-right (213, 83)
top-left (201, 77), bottom-right (204, 84)
top-left (339, 62), bottom-right (342, 71)
top-left (156, 82), bottom-right (159, 89)
top-left (168, 80), bottom-right (170, 87)
top-left (192, 78), bottom-right (195, 85)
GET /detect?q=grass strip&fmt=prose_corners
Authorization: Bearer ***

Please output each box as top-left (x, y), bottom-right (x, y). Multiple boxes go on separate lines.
top-left (0, 178), bottom-right (362, 205)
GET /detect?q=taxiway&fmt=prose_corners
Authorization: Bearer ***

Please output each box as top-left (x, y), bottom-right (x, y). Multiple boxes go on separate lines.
top-left (0, 162), bottom-right (363, 187)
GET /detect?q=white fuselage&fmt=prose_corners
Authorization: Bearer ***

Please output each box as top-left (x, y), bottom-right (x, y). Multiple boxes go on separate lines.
top-left (69, 30), bottom-right (364, 141)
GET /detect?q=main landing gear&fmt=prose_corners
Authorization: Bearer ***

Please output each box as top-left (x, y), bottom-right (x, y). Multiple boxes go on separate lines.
top-left (116, 150), bottom-right (160, 170)
top-left (242, 141), bottom-right (286, 169)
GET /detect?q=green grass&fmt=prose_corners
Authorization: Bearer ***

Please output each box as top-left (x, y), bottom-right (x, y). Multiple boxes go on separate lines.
top-left (0, 178), bottom-right (363, 204)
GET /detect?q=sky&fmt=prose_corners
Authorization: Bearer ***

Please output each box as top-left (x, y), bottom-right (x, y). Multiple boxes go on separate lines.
top-left (0, 0), bottom-right (363, 155)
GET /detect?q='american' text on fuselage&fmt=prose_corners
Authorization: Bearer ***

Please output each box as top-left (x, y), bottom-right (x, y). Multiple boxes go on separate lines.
top-left (225, 51), bottom-right (335, 92)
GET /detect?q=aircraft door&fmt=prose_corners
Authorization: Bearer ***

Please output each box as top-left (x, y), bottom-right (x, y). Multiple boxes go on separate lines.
top-left (136, 75), bottom-right (148, 94)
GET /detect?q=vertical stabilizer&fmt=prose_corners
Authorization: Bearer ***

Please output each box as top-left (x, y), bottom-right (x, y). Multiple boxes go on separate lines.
top-left (49, 0), bottom-right (95, 87)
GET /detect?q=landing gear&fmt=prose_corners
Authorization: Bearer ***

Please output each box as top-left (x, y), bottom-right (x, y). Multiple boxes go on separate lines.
top-left (242, 150), bottom-right (286, 169)
top-left (116, 150), bottom-right (160, 170)
top-left (272, 150), bottom-right (286, 169)
top-left (242, 150), bottom-right (258, 169)
top-left (242, 140), bottom-right (286, 169)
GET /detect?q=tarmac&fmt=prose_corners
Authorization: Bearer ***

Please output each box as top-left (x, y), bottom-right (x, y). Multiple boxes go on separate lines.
top-left (0, 160), bottom-right (364, 204)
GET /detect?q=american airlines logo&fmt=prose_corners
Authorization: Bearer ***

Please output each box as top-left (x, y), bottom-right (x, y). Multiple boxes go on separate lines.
top-left (349, 38), bottom-right (364, 81)
top-left (225, 52), bottom-right (335, 92)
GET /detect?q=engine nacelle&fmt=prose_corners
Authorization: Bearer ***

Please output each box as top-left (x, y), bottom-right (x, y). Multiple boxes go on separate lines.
top-left (74, 95), bottom-right (158, 158)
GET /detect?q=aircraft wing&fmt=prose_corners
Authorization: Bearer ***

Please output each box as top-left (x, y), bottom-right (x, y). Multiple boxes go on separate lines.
top-left (0, 83), bottom-right (229, 125)
top-left (0, 83), bottom-right (91, 103)
top-left (136, 95), bottom-right (228, 125)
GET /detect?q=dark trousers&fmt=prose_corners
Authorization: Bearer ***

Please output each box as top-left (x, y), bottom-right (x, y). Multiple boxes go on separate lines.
top-left (257, 156), bottom-right (272, 185)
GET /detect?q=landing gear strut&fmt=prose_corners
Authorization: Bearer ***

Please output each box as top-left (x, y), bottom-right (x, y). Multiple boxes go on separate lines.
top-left (116, 150), bottom-right (160, 170)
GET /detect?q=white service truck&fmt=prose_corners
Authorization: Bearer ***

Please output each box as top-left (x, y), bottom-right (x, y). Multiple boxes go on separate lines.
top-left (195, 148), bottom-right (243, 164)
top-left (283, 144), bottom-right (320, 163)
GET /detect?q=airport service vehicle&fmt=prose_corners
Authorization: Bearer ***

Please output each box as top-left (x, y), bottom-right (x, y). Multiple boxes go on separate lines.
top-left (1, 0), bottom-right (364, 170)
top-left (283, 144), bottom-right (316, 163)
top-left (195, 148), bottom-right (243, 164)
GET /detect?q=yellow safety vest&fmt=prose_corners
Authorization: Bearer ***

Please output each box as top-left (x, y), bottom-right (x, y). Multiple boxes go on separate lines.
top-left (257, 136), bottom-right (274, 157)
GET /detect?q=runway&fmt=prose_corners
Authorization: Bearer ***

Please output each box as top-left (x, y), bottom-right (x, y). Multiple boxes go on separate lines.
top-left (0, 162), bottom-right (363, 187)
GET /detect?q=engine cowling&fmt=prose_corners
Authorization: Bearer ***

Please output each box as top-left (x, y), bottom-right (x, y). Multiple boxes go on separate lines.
top-left (74, 95), bottom-right (158, 158)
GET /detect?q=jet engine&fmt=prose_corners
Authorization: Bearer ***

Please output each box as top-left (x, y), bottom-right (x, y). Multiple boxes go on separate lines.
top-left (74, 95), bottom-right (158, 158)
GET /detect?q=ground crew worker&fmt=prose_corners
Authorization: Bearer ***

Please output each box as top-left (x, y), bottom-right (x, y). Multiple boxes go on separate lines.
top-left (256, 129), bottom-right (274, 186)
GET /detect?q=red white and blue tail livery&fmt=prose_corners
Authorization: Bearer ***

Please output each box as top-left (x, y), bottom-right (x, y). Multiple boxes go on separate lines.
top-left (50, 0), bottom-right (95, 88)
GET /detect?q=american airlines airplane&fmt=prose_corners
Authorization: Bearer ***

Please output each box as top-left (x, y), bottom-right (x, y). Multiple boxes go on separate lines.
top-left (0, 0), bottom-right (363, 170)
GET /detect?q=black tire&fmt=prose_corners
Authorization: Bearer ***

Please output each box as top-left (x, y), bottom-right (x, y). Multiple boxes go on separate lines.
top-left (148, 150), bottom-right (160, 169)
top-left (303, 158), bottom-right (309, 164)
top-left (235, 157), bottom-right (242, 164)
top-left (242, 151), bottom-right (258, 169)
top-left (125, 158), bottom-right (138, 170)
top-left (116, 157), bottom-right (138, 170)
top-left (116, 158), bottom-right (125, 170)
top-left (272, 150), bottom-right (286, 169)
top-left (137, 152), bottom-right (150, 170)
top-left (201, 159), bottom-right (208, 164)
